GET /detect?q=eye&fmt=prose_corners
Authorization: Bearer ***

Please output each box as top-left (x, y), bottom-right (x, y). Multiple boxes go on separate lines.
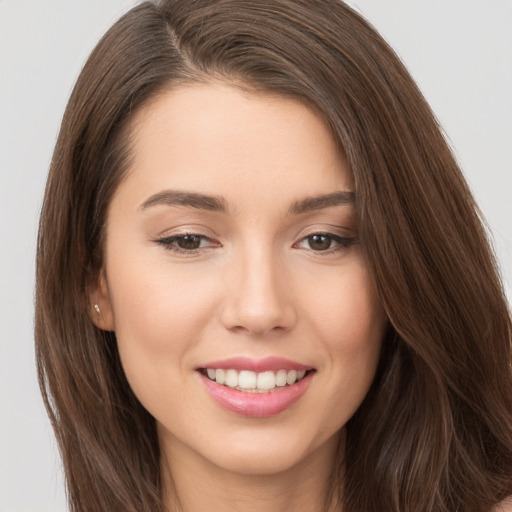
top-left (295, 232), bottom-right (357, 253)
top-left (173, 234), bottom-right (204, 250)
top-left (305, 234), bottom-right (333, 251)
top-left (154, 233), bottom-right (219, 254)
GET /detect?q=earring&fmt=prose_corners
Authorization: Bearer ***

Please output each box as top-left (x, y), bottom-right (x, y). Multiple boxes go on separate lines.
top-left (94, 304), bottom-right (101, 315)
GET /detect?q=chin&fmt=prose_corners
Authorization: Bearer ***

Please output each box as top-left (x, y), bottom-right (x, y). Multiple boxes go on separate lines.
top-left (192, 425), bottom-right (342, 477)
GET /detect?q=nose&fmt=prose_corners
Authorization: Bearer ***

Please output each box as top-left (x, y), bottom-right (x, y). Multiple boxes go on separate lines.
top-left (220, 247), bottom-right (297, 337)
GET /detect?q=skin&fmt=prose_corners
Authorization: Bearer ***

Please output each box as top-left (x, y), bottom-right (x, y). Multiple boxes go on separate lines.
top-left (92, 83), bottom-right (387, 512)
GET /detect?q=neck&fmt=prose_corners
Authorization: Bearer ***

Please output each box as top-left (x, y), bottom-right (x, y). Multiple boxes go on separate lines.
top-left (160, 430), bottom-right (345, 512)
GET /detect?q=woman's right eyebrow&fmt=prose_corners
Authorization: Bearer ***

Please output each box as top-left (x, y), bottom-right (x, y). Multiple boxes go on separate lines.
top-left (139, 190), bottom-right (229, 213)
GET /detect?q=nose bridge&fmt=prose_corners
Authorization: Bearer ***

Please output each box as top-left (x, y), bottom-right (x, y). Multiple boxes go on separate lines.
top-left (221, 239), bottom-right (295, 335)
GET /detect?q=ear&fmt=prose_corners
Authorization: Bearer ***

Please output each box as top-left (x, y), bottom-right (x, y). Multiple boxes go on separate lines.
top-left (88, 269), bottom-right (115, 331)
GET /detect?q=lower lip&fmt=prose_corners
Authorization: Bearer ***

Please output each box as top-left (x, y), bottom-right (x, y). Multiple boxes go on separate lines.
top-left (200, 372), bottom-right (313, 418)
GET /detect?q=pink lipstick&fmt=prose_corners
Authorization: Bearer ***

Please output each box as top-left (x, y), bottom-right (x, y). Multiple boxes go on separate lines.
top-left (197, 357), bottom-right (314, 417)
top-left (199, 356), bottom-right (310, 372)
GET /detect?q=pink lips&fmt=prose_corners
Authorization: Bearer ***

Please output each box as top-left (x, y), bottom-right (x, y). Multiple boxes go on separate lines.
top-left (198, 356), bottom-right (313, 418)
top-left (200, 356), bottom-right (311, 372)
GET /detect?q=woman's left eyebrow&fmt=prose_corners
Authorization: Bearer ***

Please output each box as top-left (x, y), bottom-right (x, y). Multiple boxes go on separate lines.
top-left (287, 191), bottom-right (355, 215)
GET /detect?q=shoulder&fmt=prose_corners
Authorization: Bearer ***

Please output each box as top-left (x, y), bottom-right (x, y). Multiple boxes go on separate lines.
top-left (494, 497), bottom-right (512, 512)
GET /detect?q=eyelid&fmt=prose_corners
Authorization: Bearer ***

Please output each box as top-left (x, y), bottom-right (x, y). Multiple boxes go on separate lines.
top-left (153, 230), bottom-right (221, 255)
top-left (295, 233), bottom-right (357, 248)
top-left (294, 223), bottom-right (357, 240)
top-left (292, 226), bottom-right (358, 254)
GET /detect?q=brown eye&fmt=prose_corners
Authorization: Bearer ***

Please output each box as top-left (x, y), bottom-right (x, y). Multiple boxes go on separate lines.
top-left (307, 234), bottom-right (332, 251)
top-left (155, 233), bottom-right (217, 253)
top-left (295, 232), bottom-right (357, 254)
top-left (176, 235), bottom-right (202, 250)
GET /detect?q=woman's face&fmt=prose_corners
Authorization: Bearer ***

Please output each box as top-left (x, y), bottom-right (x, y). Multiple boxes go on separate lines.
top-left (93, 83), bottom-right (387, 476)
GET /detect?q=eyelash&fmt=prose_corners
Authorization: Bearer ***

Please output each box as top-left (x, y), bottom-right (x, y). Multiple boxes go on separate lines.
top-left (293, 233), bottom-right (358, 254)
top-left (154, 232), bottom-right (358, 256)
top-left (154, 233), bottom-right (219, 255)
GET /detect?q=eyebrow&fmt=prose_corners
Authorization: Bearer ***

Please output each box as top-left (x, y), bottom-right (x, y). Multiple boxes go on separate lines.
top-left (139, 189), bottom-right (355, 215)
top-left (139, 190), bottom-right (228, 212)
top-left (287, 191), bottom-right (355, 215)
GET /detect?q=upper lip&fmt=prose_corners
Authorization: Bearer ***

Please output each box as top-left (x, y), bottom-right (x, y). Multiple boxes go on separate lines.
top-left (197, 356), bottom-right (312, 372)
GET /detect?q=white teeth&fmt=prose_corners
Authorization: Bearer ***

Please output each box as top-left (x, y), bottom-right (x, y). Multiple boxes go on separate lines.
top-left (225, 369), bottom-right (238, 388)
top-left (257, 371), bottom-right (275, 390)
top-left (286, 370), bottom-right (297, 385)
top-left (275, 369), bottom-right (287, 387)
top-left (238, 370), bottom-right (257, 389)
top-left (215, 369), bottom-right (226, 385)
top-left (205, 368), bottom-right (309, 391)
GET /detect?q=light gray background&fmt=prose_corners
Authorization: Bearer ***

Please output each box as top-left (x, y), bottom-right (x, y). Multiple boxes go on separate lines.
top-left (1, 1), bottom-right (510, 511)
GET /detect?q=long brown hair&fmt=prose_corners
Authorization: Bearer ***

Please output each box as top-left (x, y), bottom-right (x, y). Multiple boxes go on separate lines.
top-left (35, 1), bottom-right (512, 511)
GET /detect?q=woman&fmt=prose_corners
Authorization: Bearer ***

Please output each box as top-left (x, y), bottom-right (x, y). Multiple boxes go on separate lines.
top-left (35, 1), bottom-right (512, 511)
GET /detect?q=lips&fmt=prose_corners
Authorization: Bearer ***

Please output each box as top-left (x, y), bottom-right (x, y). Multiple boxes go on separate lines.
top-left (200, 356), bottom-right (310, 371)
top-left (197, 356), bottom-right (314, 417)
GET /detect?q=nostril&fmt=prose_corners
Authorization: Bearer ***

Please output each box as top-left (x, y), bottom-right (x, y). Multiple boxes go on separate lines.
top-left (220, 304), bottom-right (297, 337)
top-left (219, 266), bottom-right (297, 335)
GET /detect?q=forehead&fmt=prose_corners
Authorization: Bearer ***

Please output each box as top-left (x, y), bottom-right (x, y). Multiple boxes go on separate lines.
top-left (117, 82), bottom-right (353, 211)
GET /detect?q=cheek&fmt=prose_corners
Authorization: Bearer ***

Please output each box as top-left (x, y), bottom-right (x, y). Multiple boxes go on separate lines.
top-left (107, 253), bottom-right (218, 347)
top-left (103, 249), bottom-right (223, 405)
top-left (307, 259), bottom-right (386, 352)
top-left (305, 260), bottom-right (386, 408)
top-left (334, 278), bottom-right (384, 374)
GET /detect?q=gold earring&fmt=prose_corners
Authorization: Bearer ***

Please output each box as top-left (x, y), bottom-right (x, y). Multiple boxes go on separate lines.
top-left (94, 304), bottom-right (101, 315)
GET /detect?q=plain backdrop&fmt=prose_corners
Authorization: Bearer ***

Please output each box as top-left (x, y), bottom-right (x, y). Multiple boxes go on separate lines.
top-left (0, 1), bottom-right (510, 511)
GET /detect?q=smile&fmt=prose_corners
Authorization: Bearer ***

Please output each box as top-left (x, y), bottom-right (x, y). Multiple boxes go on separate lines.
top-left (197, 357), bottom-right (315, 417)
top-left (202, 368), bottom-right (309, 392)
